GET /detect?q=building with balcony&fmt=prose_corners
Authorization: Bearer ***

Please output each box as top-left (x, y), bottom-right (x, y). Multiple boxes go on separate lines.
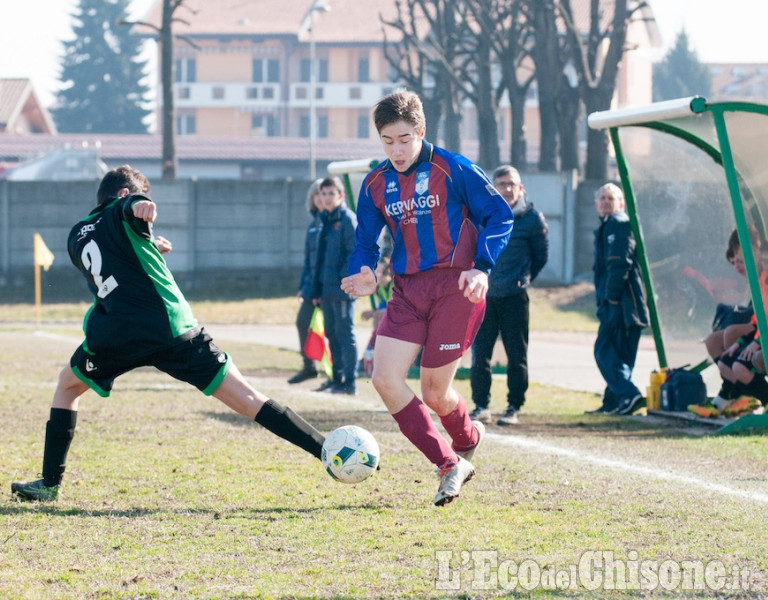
top-left (138, 0), bottom-right (659, 170)
top-left (140, 0), bottom-right (401, 144)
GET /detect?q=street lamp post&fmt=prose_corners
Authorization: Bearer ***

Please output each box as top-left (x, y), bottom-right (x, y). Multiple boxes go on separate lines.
top-left (302, 0), bottom-right (331, 181)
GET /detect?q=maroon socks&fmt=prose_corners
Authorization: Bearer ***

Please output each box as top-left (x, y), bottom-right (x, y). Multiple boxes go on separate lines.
top-left (393, 396), bottom-right (470, 466)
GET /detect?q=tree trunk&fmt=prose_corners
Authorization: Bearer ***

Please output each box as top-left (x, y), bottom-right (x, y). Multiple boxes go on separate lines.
top-left (584, 93), bottom-right (611, 179)
top-left (556, 74), bottom-right (580, 171)
top-left (509, 88), bottom-right (527, 169)
top-left (475, 35), bottom-right (499, 170)
top-left (161, 0), bottom-right (177, 181)
top-left (530, 1), bottom-right (559, 172)
top-left (443, 87), bottom-right (462, 152)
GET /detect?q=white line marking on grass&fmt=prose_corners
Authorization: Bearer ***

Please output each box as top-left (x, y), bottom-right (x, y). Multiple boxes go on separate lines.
top-left (33, 331), bottom-right (81, 343)
top-left (488, 432), bottom-right (768, 505)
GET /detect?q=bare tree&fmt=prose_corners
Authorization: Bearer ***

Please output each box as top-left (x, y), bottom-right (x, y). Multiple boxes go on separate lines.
top-left (527, 0), bottom-right (561, 171)
top-left (461, 0), bottom-right (502, 170)
top-left (381, 0), bottom-right (464, 150)
top-left (121, 0), bottom-right (197, 180)
top-left (524, 0), bottom-right (582, 173)
top-left (559, 0), bottom-right (646, 179)
top-left (389, 0), bottom-right (503, 169)
top-left (488, 0), bottom-right (535, 171)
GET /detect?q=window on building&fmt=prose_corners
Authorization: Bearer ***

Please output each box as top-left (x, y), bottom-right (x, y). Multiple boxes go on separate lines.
top-left (349, 86), bottom-right (362, 100)
top-left (246, 87), bottom-right (259, 99)
top-left (357, 115), bottom-right (369, 138)
top-left (212, 86), bottom-right (225, 100)
top-left (177, 114), bottom-right (196, 135)
top-left (175, 58), bottom-right (196, 83)
top-left (253, 58), bottom-right (280, 83)
top-left (178, 87), bottom-right (191, 99)
top-left (358, 58), bottom-right (370, 83)
top-left (262, 87), bottom-right (275, 99)
top-left (300, 58), bottom-right (329, 82)
top-left (299, 114), bottom-right (327, 137)
top-left (252, 114), bottom-right (277, 136)
top-left (267, 59), bottom-right (279, 83)
top-left (295, 86), bottom-right (308, 100)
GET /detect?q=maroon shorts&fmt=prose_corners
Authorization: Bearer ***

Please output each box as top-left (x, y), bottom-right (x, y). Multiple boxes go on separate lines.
top-left (376, 267), bottom-right (486, 368)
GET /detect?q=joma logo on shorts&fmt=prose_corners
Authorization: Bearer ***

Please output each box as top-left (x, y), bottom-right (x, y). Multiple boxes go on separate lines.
top-left (439, 343), bottom-right (461, 351)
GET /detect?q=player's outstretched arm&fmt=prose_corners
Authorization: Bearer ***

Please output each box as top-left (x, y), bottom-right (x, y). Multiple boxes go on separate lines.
top-left (341, 266), bottom-right (377, 297)
top-left (132, 200), bottom-right (157, 223)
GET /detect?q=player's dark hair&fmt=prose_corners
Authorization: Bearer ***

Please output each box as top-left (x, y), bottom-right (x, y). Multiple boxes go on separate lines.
top-left (726, 228), bottom-right (741, 262)
top-left (97, 165), bottom-right (150, 206)
top-left (319, 175), bottom-right (344, 195)
top-left (492, 165), bottom-right (521, 185)
top-left (373, 91), bottom-right (426, 134)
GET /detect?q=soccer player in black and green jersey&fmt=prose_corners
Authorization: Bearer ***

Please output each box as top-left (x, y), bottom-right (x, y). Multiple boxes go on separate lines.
top-left (11, 165), bottom-right (326, 502)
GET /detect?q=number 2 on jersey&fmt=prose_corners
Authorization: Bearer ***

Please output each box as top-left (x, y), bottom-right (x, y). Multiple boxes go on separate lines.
top-left (81, 240), bottom-right (119, 298)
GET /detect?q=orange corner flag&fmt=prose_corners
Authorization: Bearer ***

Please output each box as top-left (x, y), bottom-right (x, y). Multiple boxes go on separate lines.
top-left (304, 306), bottom-right (333, 378)
top-left (34, 233), bottom-right (55, 271)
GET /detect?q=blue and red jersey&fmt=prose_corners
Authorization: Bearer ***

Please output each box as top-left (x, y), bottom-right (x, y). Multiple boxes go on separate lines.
top-left (348, 141), bottom-right (514, 276)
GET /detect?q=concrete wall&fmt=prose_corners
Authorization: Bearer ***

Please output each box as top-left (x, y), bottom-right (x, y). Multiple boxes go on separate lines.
top-left (0, 174), bottom-right (593, 301)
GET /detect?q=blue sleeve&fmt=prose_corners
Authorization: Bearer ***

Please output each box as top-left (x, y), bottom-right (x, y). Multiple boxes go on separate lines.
top-left (298, 221), bottom-right (313, 293)
top-left (348, 179), bottom-right (386, 276)
top-left (605, 218), bottom-right (634, 302)
top-left (456, 158), bottom-right (514, 272)
top-left (529, 210), bottom-right (550, 281)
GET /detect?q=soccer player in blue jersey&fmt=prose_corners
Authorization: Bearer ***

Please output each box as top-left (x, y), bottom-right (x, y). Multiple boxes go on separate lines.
top-left (11, 166), bottom-right (326, 502)
top-left (341, 91), bottom-right (514, 506)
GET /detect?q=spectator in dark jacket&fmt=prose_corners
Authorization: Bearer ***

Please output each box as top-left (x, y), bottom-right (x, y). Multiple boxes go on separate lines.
top-left (312, 176), bottom-right (359, 395)
top-left (470, 166), bottom-right (549, 425)
top-left (589, 182), bottom-right (649, 415)
top-left (288, 179), bottom-right (324, 384)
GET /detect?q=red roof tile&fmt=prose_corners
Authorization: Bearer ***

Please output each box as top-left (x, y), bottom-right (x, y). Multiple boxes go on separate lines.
top-left (138, 0), bottom-right (406, 43)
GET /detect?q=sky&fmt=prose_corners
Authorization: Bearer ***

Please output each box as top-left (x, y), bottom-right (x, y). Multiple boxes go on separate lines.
top-left (1, 0), bottom-right (767, 111)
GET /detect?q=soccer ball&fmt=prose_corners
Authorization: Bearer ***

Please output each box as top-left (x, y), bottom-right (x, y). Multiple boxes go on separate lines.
top-left (322, 425), bottom-right (380, 484)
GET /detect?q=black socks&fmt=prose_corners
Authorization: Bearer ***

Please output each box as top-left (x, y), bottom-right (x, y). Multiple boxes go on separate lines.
top-left (744, 375), bottom-right (768, 406)
top-left (254, 399), bottom-right (325, 460)
top-left (42, 408), bottom-right (78, 487)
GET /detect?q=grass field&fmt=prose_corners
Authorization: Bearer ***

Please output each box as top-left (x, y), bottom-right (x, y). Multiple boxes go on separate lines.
top-left (2, 291), bottom-right (767, 599)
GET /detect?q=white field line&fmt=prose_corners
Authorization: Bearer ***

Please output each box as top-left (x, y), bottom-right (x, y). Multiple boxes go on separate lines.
top-left (33, 330), bottom-right (81, 343)
top-left (28, 330), bottom-right (768, 503)
top-left (487, 432), bottom-right (768, 505)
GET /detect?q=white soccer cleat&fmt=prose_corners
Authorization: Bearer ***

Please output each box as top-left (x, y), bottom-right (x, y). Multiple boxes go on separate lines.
top-left (454, 420), bottom-right (485, 463)
top-left (433, 456), bottom-right (475, 507)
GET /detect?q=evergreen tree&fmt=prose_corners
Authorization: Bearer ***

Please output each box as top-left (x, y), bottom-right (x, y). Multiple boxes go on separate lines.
top-left (53, 0), bottom-right (151, 133)
top-left (653, 30), bottom-right (712, 101)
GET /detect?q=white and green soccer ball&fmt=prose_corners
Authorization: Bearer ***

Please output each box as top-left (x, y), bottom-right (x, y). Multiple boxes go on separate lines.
top-left (322, 425), bottom-right (380, 484)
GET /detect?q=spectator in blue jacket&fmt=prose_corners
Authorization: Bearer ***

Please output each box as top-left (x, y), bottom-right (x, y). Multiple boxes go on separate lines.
top-left (589, 182), bottom-right (649, 415)
top-left (288, 179), bottom-right (324, 384)
top-left (312, 176), bottom-right (358, 395)
top-left (470, 166), bottom-right (549, 425)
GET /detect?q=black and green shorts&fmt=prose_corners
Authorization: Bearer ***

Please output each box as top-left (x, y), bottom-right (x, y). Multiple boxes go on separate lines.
top-left (70, 327), bottom-right (230, 397)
